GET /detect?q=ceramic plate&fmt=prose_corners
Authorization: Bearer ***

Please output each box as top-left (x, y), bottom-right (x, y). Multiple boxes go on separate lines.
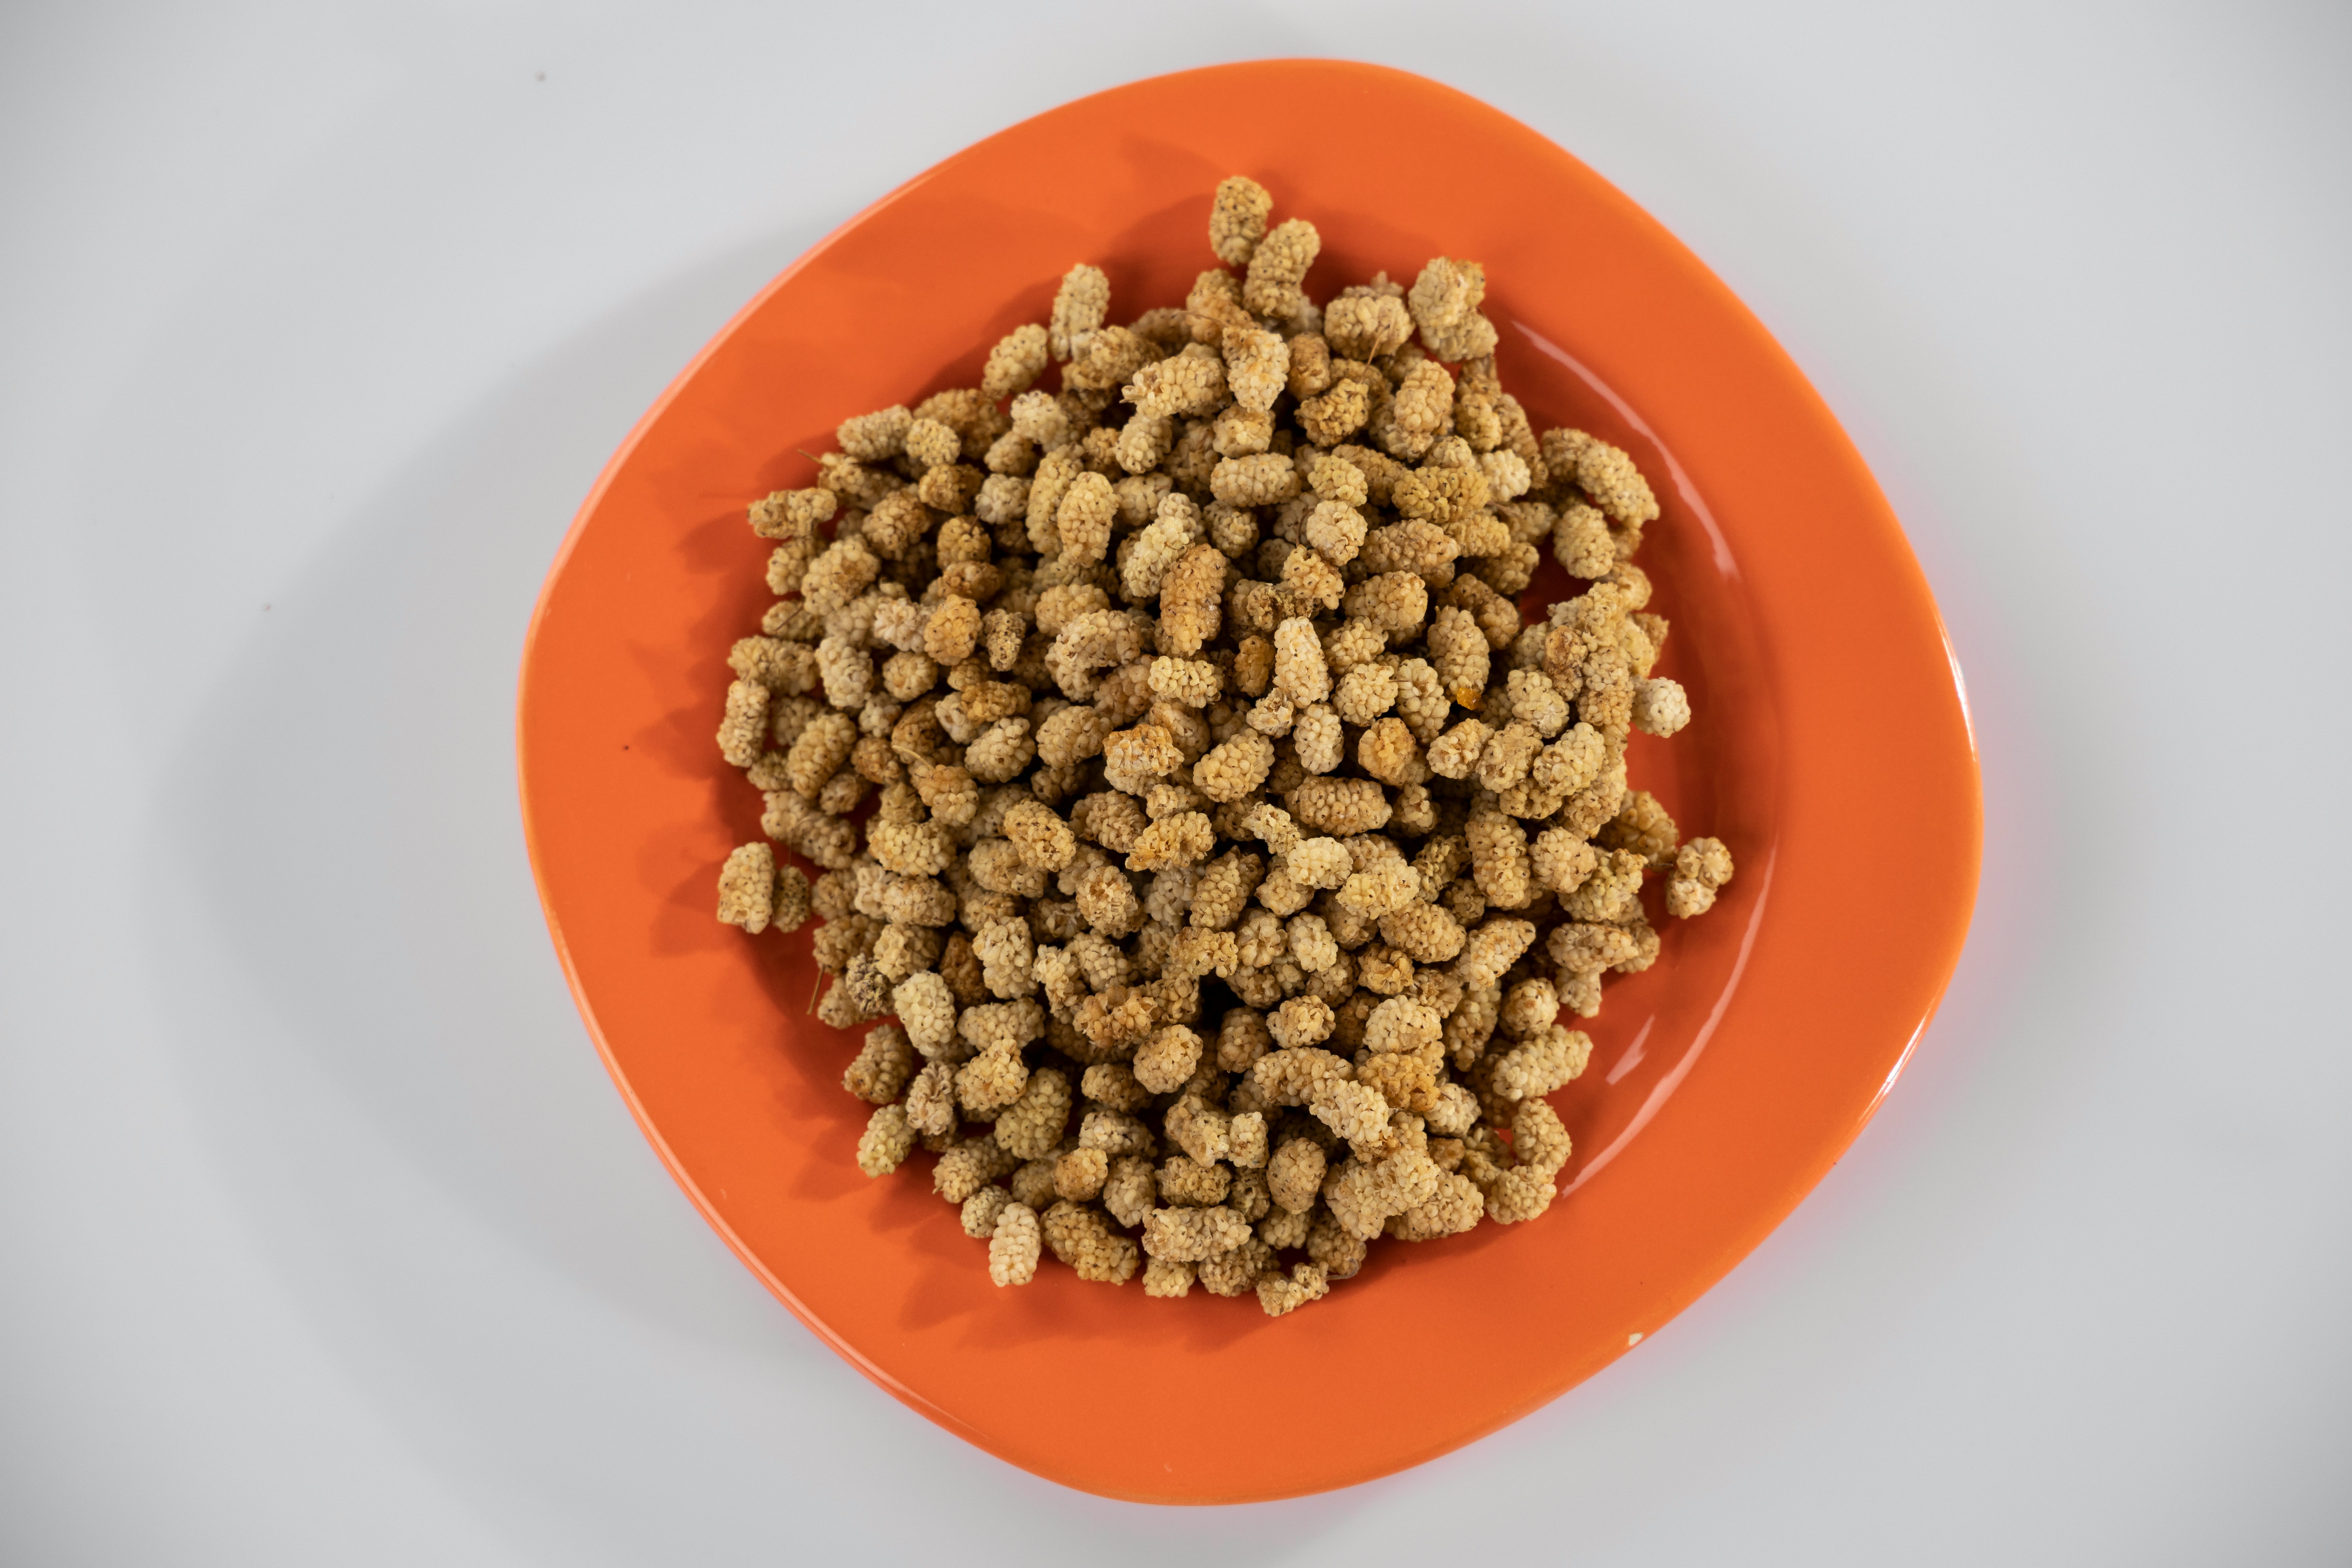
top-left (517, 59), bottom-right (1980, 1503)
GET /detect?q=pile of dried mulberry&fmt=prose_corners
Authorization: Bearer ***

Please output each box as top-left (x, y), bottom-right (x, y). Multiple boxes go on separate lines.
top-left (714, 177), bottom-right (1733, 1316)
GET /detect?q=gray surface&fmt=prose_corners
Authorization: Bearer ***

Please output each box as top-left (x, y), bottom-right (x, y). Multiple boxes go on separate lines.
top-left (2, 2), bottom-right (2347, 1562)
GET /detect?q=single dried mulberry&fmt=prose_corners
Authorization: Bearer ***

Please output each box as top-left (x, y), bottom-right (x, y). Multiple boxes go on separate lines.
top-left (988, 1202), bottom-right (1042, 1285)
top-left (1049, 263), bottom-right (1111, 363)
top-left (1242, 217), bottom-right (1320, 319)
top-left (1633, 676), bottom-right (1691, 737)
top-left (1666, 835), bottom-right (1734, 918)
top-left (1211, 453), bottom-right (1303, 508)
top-left (1209, 175), bottom-right (1273, 266)
top-left (856, 1104), bottom-right (915, 1176)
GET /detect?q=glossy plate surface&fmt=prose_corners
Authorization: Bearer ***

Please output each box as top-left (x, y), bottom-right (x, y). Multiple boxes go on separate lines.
top-left (516, 60), bottom-right (1980, 1504)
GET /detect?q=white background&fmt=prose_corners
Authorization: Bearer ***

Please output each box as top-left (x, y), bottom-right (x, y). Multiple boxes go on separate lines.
top-left (3, 3), bottom-right (2346, 1562)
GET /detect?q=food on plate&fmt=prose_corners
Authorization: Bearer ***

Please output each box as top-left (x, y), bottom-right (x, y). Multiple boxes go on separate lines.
top-left (713, 175), bottom-right (1732, 1315)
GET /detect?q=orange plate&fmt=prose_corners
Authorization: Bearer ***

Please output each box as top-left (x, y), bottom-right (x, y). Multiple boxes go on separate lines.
top-left (517, 61), bottom-right (1980, 1504)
